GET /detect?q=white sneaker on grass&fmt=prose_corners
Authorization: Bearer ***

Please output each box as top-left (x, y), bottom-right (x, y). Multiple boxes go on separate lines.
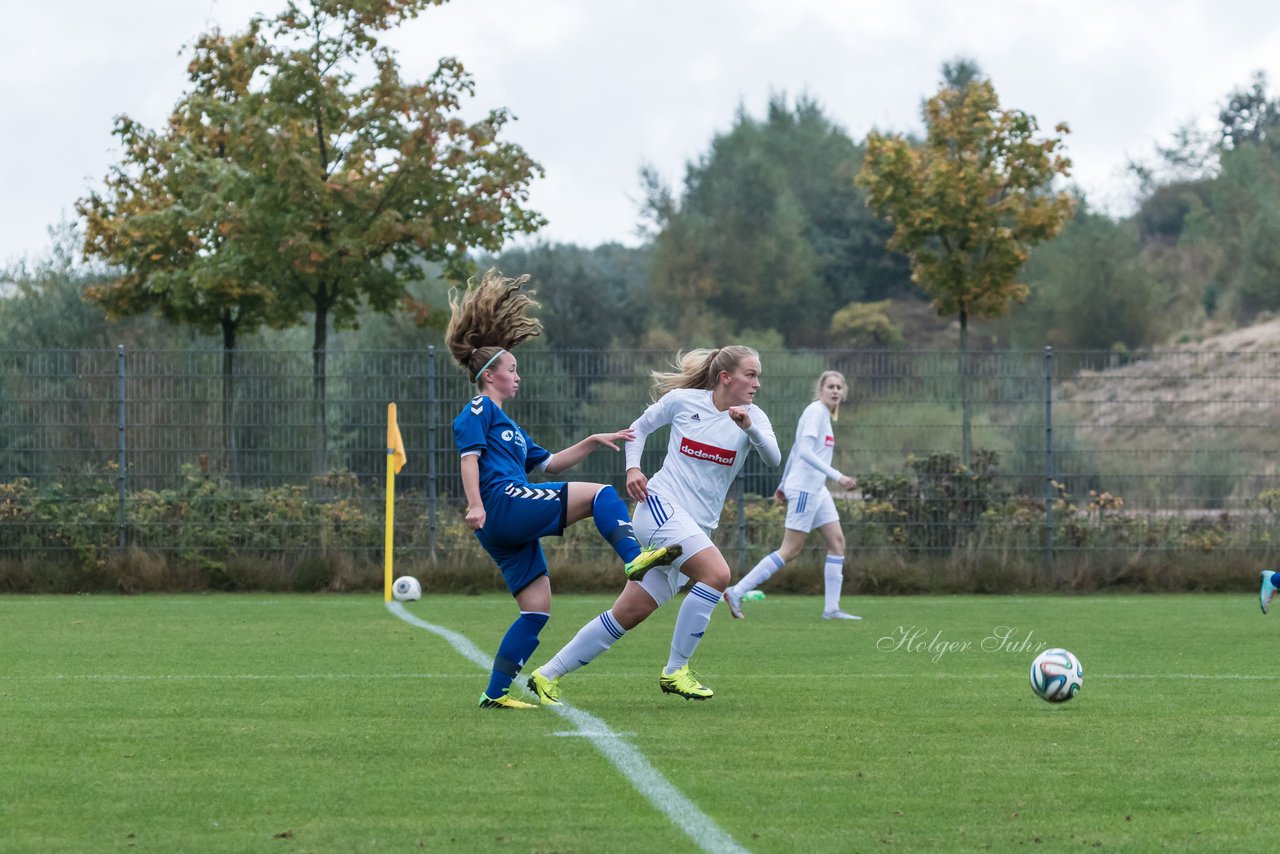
top-left (823, 610), bottom-right (861, 621)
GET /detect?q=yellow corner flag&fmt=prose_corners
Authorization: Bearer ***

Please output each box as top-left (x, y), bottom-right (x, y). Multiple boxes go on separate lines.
top-left (388, 403), bottom-right (407, 474)
top-left (385, 403), bottom-right (407, 601)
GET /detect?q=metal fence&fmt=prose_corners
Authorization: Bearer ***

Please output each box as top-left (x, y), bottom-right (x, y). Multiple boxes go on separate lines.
top-left (2, 345), bottom-right (1279, 573)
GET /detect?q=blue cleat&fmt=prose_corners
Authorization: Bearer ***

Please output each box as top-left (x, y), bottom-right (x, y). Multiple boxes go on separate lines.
top-left (1262, 571), bottom-right (1278, 615)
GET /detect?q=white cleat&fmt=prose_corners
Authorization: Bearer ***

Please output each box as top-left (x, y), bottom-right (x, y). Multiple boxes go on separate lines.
top-left (823, 610), bottom-right (862, 621)
top-left (724, 587), bottom-right (745, 619)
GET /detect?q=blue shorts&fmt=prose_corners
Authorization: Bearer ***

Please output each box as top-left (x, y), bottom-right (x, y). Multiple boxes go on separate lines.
top-left (475, 481), bottom-right (569, 595)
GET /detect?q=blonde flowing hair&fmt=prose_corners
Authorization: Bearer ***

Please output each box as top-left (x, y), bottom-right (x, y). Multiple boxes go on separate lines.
top-left (445, 268), bottom-right (543, 384)
top-left (649, 346), bottom-right (760, 401)
top-left (814, 369), bottom-right (849, 421)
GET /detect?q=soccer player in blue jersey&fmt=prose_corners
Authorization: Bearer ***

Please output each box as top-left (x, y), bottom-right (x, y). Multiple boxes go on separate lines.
top-left (446, 269), bottom-right (679, 710)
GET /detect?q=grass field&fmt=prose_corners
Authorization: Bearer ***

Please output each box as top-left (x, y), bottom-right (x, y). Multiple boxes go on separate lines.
top-left (2, 590), bottom-right (1277, 852)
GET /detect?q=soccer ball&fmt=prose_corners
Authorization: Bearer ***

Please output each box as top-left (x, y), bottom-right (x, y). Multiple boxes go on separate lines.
top-left (1029, 648), bottom-right (1082, 703)
top-left (392, 575), bottom-right (422, 602)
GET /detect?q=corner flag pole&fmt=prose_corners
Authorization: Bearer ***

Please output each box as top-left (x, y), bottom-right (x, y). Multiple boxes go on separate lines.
top-left (385, 403), bottom-right (407, 601)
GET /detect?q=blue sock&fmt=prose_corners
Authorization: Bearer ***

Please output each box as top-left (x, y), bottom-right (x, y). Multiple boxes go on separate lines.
top-left (484, 611), bottom-right (549, 699)
top-left (592, 485), bottom-right (642, 563)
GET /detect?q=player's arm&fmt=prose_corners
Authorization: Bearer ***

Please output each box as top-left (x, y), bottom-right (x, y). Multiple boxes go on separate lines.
top-left (460, 453), bottom-right (485, 530)
top-left (544, 429), bottom-right (635, 474)
top-left (729, 406), bottom-right (781, 466)
top-left (795, 439), bottom-right (853, 488)
top-left (624, 396), bottom-right (671, 500)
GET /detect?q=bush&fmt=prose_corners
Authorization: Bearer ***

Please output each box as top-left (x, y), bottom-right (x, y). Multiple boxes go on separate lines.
top-left (1, 458), bottom-right (1276, 594)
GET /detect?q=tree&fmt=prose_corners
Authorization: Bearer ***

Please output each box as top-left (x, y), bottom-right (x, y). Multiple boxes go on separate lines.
top-left (0, 224), bottom-right (196, 481)
top-left (646, 94), bottom-right (910, 346)
top-left (79, 23), bottom-right (292, 474)
top-left (0, 223), bottom-right (120, 352)
top-left (491, 242), bottom-right (652, 350)
top-left (829, 300), bottom-right (904, 348)
top-left (857, 74), bottom-right (1074, 462)
top-left (993, 205), bottom-right (1165, 350)
top-left (79, 0), bottom-right (544, 472)
top-left (1126, 121), bottom-right (1218, 200)
top-left (1220, 71), bottom-right (1280, 150)
top-left (1203, 134), bottom-right (1280, 320)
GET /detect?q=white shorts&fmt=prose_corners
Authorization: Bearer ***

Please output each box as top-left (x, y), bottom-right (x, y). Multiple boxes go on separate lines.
top-left (784, 488), bottom-right (839, 533)
top-left (631, 492), bottom-right (717, 607)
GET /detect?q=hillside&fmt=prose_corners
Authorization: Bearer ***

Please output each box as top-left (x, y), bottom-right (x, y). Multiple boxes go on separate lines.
top-left (1055, 318), bottom-right (1280, 500)
top-left (1061, 317), bottom-right (1280, 427)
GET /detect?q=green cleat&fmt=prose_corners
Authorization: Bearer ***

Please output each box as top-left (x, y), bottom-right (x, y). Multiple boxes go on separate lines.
top-left (659, 665), bottom-right (713, 700)
top-left (624, 544), bottom-right (682, 582)
top-left (525, 667), bottom-right (562, 706)
top-left (478, 691), bottom-right (537, 710)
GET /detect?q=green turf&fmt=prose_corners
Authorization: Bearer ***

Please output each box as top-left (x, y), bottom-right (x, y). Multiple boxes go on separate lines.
top-left (1, 592), bottom-right (1276, 852)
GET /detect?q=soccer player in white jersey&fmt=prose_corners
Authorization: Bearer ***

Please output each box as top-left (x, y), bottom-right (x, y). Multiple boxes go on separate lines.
top-left (725, 370), bottom-right (861, 621)
top-left (526, 346), bottom-right (781, 702)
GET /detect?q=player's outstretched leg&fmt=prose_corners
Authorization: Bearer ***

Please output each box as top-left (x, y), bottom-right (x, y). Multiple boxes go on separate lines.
top-left (530, 609), bottom-right (633, 704)
top-left (588, 485), bottom-right (681, 581)
top-left (728, 551), bottom-right (785, 617)
top-left (625, 544), bottom-right (681, 581)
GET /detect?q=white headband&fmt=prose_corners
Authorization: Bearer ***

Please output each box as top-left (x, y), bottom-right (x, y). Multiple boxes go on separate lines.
top-left (473, 349), bottom-right (507, 383)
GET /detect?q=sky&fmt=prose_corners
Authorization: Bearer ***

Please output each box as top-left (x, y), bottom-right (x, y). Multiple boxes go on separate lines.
top-left (4, 0), bottom-right (1280, 267)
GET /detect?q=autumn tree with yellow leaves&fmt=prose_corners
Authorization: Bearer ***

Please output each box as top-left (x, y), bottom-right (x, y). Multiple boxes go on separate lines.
top-left (857, 72), bottom-right (1075, 462)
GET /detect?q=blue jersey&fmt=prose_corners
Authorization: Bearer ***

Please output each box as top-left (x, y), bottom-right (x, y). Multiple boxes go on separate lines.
top-left (452, 394), bottom-right (551, 499)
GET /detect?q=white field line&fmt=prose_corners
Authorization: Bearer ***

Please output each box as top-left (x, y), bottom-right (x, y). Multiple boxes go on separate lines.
top-left (6, 671), bottom-right (1276, 683)
top-left (386, 601), bottom-right (749, 854)
top-left (0, 673), bottom-right (467, 682)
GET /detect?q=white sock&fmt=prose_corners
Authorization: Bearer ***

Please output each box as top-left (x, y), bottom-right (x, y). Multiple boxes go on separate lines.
top-left (823, 554), bottom-right (845, 613)
top-left (665, 582), bottom-right (721, 674)
top-left (734, 551), bottom-right (785, 596)
top-left (541, 610), bottom-right (626, 680)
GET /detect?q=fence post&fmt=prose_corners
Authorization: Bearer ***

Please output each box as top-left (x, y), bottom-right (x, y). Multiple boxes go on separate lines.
top-left (426, 345), bottom-right (438, 562)
top-left (735, 475), bottom-right (746, 572)
top-left (1043, 346), bottom-right (1054, 570)
top-left (116, 345), bottom-right (127, 549)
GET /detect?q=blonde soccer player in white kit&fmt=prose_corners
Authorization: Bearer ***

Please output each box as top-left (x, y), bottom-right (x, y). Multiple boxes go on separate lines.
top-left (725, 370), bottom-right (861, 621)
top-left (526, 346), bottom-right (781, 702)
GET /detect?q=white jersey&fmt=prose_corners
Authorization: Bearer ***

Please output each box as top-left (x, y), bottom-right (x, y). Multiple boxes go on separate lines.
top-left (625, 388), bottom-right (779, 531)
top-left (780, 400), bottom-right (840, 494)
